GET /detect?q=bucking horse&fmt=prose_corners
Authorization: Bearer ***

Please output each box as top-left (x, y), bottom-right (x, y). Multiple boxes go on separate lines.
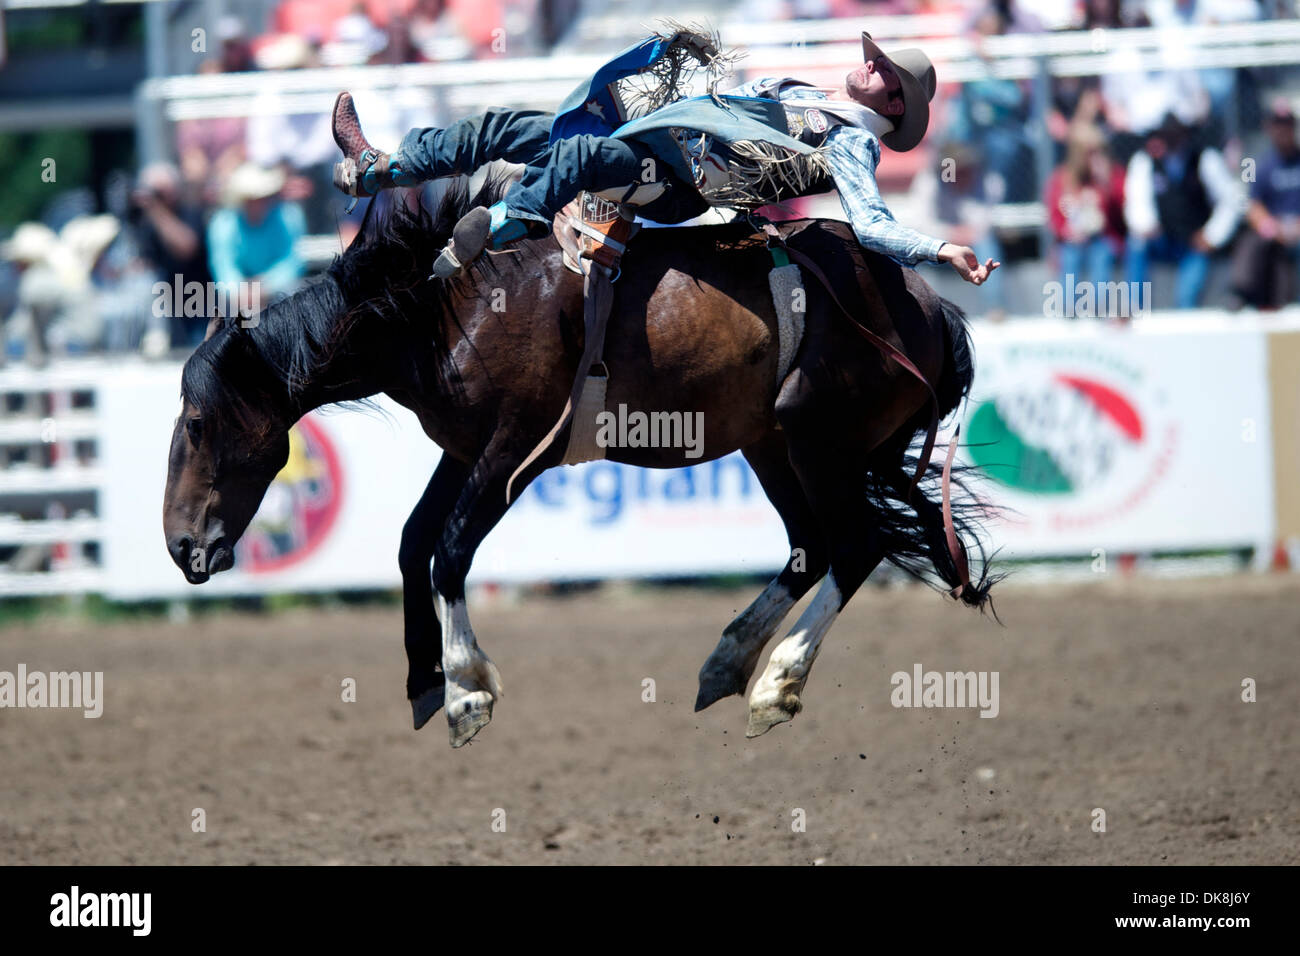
top-left (163, 174), bottom-right (997, 747)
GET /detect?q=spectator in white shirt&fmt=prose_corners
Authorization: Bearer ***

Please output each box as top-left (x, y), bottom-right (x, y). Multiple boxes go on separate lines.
top-left (1123, 113), bottom-right (1241, 309)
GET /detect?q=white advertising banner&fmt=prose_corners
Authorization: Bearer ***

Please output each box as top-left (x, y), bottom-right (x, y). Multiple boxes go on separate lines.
top-left (99, 365), bottom-right (789, 599)
top-left (97, 314), bottom-right (1275, 597)
top-left (959, 316), bottom-right (1274, 558)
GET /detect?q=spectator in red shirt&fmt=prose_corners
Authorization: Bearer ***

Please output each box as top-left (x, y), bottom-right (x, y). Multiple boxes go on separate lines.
top-left (1046, 123), bottom-right (1125, 301)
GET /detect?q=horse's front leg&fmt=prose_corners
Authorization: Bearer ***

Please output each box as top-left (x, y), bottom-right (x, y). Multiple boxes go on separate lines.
top-left (398, 455), bottom-right (470, 730)
top-left (432, 432), bottom-right (540, 748)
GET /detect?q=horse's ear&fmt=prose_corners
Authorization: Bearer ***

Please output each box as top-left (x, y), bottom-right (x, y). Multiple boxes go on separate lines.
top-left (202, 316), bottom-right (223, 342)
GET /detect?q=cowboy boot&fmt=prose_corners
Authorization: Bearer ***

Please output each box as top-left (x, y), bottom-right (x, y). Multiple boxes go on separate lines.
top-left (331, 91), bottom-right (405, 198)
top-left (430, 202), bottom-right (548, 279)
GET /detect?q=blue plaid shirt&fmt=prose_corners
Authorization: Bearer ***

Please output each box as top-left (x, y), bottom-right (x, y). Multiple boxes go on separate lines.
top-left (727, 80), bottom-right (947, 268)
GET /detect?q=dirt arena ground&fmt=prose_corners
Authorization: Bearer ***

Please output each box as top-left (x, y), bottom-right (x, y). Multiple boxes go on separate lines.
top-left (1, 574), bottom-right (1296, 865)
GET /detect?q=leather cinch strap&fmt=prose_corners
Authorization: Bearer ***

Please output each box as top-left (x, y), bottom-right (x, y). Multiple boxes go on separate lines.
top-left (506, 255), bottom-right (614, 504)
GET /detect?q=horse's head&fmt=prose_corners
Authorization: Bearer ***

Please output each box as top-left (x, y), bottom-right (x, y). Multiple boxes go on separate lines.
top-left (162, 177), bottom-right (510, 583)
top-left (163, 320), bottom-right (293, 583)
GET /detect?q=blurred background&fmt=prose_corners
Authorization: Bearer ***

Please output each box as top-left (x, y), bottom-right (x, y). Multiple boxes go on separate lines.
top-left (2, 0), bottom-right (1300, 612)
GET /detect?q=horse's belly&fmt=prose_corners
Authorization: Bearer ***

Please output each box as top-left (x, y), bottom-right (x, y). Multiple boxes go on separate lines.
top-left (599, 287), bottom-right (780, 465)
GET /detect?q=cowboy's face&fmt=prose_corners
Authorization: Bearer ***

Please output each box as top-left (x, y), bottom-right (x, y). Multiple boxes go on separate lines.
top-left (846, 56), bottom-right (905, 117)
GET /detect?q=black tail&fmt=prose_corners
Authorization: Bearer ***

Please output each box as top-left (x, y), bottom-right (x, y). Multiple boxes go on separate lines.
top-left (865, 297), bottom-right (1003, 613)
top-left (935, 296), bottom-right (976, 420)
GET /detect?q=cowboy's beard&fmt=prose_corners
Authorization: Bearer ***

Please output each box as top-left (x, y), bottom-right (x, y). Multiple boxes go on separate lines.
top-left (845, 65), bottom-right (872, 103)
top-left (845, 63), bottom-right (895, 110)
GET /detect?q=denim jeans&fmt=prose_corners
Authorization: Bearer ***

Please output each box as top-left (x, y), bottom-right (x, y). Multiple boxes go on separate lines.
top-left (1125, 233), bottom-right (1209, 311)
top-left (394, 109), bottom-right (708, 230)
top-left (1059, 236), bottom-right (1116, 293)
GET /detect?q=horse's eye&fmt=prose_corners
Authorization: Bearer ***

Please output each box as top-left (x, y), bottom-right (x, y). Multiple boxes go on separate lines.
top-left (186, 417), bottom-right (202, 445)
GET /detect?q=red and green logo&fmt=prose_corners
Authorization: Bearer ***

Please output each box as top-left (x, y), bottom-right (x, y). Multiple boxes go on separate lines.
top-left (966, 374), bottom-right (1145, 494)
top-left (237, 415), bottom-right (344, 572)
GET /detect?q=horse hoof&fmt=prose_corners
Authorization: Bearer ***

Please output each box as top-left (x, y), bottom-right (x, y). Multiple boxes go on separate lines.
top-left (411, 685), bottom-right (445, 730)
top-left (448, 691), bottom-right (494, 748)
top-left (745, 696), bottom-right (802, 738)
top-left (694, 670), bottom-right (747, 712)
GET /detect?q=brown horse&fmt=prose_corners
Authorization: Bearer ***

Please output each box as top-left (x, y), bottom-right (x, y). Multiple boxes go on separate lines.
top-left (163, 176), bottom-right (995, 748)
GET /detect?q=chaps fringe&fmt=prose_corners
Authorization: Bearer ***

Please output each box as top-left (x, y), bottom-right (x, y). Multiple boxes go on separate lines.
top-left (699, 140), bottom-right (833, 210)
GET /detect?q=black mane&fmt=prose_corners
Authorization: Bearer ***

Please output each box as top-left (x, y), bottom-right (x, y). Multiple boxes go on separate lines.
top-left (328, 169), bottom-right (523, 325)
top-left (180, 172), bottom-right (523, 438)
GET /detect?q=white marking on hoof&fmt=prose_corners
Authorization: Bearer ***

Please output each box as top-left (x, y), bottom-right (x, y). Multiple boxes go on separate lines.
top-left (746, 697), bottom-right (802, 738)
top-left (696, 579), bottom-right (798, 710)
top-left (747, 574), bottom-right (842, 737)
top-left (447, 690), bottom-right (495, 749)
top-left (436, 593), bottom-right (503, 748)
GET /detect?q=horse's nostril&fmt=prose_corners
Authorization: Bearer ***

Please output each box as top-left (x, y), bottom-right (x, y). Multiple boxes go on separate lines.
top-left (172, 535), bottom-right (193, 566)
top-left (206, 537), bottom-right (233, 573)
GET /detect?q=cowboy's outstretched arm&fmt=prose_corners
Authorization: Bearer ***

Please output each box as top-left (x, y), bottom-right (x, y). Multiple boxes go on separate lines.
top-left (826, 127), bottom-right (998, 285)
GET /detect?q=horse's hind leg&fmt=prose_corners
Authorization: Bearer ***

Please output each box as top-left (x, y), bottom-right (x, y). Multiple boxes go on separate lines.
top-left (746, 400), bottom-right (907, 737)
top-left (746, 570), bottom-right (846, 737)
top-left (696, 431), bottom-right (828, 711)
top-left (398, 454), bottom-right (470, 730)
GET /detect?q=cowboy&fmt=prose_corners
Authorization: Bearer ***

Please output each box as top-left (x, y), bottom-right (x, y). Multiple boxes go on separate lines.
top-left (332, 28), bottom-right (998, 286)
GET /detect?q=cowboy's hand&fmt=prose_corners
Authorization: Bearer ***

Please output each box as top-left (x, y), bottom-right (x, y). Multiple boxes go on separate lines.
top-left (940, 243), bottom-right (1000, 286)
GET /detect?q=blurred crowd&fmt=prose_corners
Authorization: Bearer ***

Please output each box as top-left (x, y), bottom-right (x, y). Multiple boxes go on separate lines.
top-left (912, 0), bottom-right (1300, 316)
top-left (844, 0), bottom-right (1300, 317)
top-left (749, 0), bottom-right (1300, 316)
top-left (0, 0), bottom-right (568, 365)
top-left (5, 0), bottom-right (1300, 365)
